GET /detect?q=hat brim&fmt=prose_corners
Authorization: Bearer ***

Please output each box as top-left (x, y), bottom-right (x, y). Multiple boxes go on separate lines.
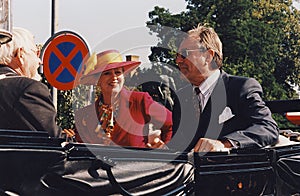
top-left (80, 61), bottom-right (141, 85)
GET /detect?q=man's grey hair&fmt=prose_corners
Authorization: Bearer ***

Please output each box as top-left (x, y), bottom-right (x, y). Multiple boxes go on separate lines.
top-left (0, 27), bottom-right (36, 65)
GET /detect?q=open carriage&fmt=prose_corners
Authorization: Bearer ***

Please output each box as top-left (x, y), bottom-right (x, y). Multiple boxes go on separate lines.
top-left (0, 99), bottom-right (300, 196)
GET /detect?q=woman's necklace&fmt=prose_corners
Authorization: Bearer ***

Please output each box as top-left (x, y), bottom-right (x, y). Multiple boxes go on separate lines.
top-left (98, 103), bottom-right (114, 138)
top-left (95, 95), bottom-right (119, 144)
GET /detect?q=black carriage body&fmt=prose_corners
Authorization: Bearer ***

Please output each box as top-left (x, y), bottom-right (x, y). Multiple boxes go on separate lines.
top-left (0, 130), bottom-right (66, 195)
top-left (1, 97), bottom-right (300, 196)
top-left (1, 132), bottom-right (299, 196)
top-left (194, 149), bottom-right (275, 195)
top-left (0, 129), bottom-right (194, 196)
top-left (270, 144), bottom-right (300, 195)
top-left (193, 145), bottom-right (300, 196)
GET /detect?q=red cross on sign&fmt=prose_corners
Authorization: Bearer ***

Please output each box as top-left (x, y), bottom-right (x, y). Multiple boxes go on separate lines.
top-left (42, 31), bottom-right (90, 90)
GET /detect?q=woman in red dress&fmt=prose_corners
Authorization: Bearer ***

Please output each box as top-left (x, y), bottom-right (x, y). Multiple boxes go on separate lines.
top-left (74, 50), bottom-right (172, 148)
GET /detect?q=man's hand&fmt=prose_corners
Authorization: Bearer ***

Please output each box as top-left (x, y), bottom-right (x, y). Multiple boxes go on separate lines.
top-left (146, 127), bottom-right (168, 149)
top-left (194, 138), bottom-right (230, 152)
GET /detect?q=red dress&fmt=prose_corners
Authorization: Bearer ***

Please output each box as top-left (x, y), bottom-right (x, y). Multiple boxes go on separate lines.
top-left (74, 88), bottom-right (172, 148)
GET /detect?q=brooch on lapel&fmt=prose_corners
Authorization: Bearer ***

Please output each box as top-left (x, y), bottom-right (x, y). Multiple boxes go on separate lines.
top-left (218, 106), bottom-right (235, 124)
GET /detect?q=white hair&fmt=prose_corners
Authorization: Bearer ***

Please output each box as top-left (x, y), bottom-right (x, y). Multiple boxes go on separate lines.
top-left (0, 27), bottom-right (36, 65)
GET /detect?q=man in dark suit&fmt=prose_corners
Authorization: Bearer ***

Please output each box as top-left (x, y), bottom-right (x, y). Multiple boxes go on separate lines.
top-left (169, 24), bottom-right (279, 152)
top-left (0, 27), bottom-right (61, 137)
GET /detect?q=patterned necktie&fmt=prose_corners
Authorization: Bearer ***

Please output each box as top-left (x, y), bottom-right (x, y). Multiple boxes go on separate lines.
top-left (194, 87), bottom-right (202, 116)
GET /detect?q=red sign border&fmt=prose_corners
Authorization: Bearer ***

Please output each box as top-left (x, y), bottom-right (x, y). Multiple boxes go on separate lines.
top-left (42, 31), bottom-right (90, 90)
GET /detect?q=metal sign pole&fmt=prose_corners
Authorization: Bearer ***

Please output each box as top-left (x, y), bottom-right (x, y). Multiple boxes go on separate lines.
top-left (51, 0), bottom-right (58, 109)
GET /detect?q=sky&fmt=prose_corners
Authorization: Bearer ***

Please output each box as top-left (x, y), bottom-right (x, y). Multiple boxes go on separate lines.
top-left (11, 0), bottom-right (300, 67)
top-left (12, 0), bottom-right (187, 66)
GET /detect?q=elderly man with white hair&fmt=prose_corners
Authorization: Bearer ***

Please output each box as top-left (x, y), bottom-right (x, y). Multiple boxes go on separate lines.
top-left (0, 27), bottom-right (61, 137)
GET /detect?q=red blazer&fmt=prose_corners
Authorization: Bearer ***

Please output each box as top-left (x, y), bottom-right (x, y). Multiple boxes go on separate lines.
top-left (74, 88), bottom-right (172, 148)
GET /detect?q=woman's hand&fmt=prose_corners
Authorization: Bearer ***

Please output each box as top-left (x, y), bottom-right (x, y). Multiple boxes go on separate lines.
top-left (146, 127), bottom-right (168, 149)
top-left (61, 129), bottom-right (76, 142)
top-left (146, 137), bottom-right (166, 148)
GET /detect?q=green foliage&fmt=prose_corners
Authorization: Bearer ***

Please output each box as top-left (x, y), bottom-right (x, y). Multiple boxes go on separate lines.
top-left (57, 90), bottom-right (74, 129)
top-left (49, 0), bottom-right (300, 130)
top-left (56, 85), bottom-right (93, 129)
top-left (146, 0), bottom-right (300, 101)
top-left (272, 113), bottom-right (299, 131)
top-left (143, 0), bottom-right (300, 130)
top-left (40, 73), bottom-right (74, 129)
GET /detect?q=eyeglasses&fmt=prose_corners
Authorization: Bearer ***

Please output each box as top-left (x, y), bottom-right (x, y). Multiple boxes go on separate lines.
top-left (176, 47), bottom-right (207, 59)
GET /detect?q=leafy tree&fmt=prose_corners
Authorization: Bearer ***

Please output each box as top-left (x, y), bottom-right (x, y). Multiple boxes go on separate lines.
top-left (51, 0), bottom-right (300, 129)
top-left (57, 89), bottom-right (74, 129)
top-left (40, 74), bottom-right (91, 129)
top-left (56, 85), bottom-right (92, 129)
top-left (146, 0), bottom-right (300, 101)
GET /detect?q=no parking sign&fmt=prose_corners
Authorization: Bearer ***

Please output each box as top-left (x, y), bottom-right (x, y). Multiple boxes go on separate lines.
top-left (41, 31), bottom-right (90, 90)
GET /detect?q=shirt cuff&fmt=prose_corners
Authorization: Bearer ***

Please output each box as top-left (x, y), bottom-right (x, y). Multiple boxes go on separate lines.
top-left (221, 138), bottom-right (240, 149)
top-left (227, 139), bottom-right (240, 149)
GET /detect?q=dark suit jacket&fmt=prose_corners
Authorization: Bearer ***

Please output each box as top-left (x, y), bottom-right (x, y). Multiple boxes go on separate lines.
top-left (0, 65), bottom-right (61, 137)
top-left (169, 70), bottom-right (279, 152)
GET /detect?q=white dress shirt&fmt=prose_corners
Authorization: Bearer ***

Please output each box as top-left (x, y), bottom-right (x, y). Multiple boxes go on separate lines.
top-left (193, 70), bottom-right (220, 112)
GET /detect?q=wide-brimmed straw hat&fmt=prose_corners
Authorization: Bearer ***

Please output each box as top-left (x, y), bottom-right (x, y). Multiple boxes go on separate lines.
top-left (80, 49), bottom-right (141, 85)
